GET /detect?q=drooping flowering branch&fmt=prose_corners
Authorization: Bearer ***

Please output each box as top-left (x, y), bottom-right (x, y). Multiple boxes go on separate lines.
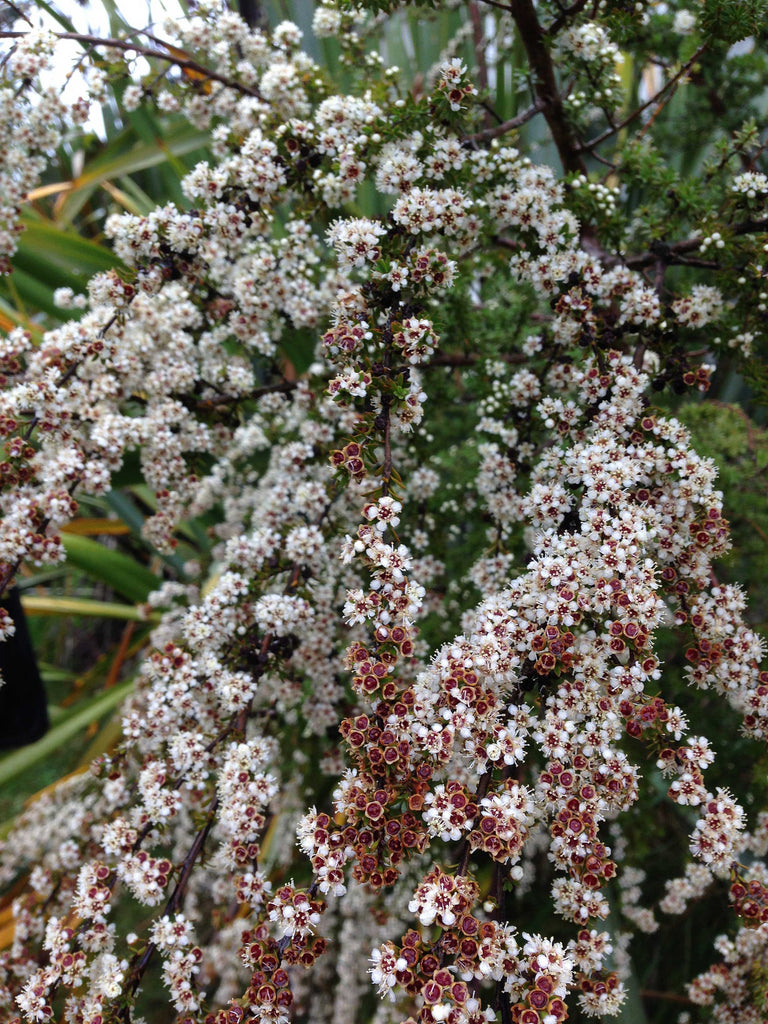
top-left (0, 2), bottom-right (767, 1024)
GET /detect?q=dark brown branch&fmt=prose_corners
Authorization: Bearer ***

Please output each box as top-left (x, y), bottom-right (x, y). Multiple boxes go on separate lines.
top-left (469, 1), bottom-right (489, 95)
top-left (633, 340), bottom-right (646, 371)
top-left (124, 794), bottom-right (219, 1005)
top-left (669, 256), bottom-right (721, 269)
top-left (590, 149), bottom-right (619, 170)
top-left (653, 256), bottom-right (666, 293)
top-left (123, 556), bottom-right (309, 1005)
top-left (456, 770), bottom-right (492, 876)
top-left (478, 100), bottom-right (505, 124)
top-left (238, 0), bottom-right (265, 30)
top-left (183, 379), bottom-right (298, 412)
top-left (498, 986), bottom-right (514, 1024)
top-left (508, 0), bottom-right (586, 174)
top-left (379, 310), bottom-right (397, 497)
top-left (181, 344), bottom-right (535, 416)
top-left (168, 799), bottom-right (219, 916)
top-left (381, 394), bottom-right (393, 497)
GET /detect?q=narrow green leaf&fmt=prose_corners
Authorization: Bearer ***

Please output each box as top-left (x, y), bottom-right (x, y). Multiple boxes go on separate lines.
top-left (104, 490), bottom-right (146, 535)
top-left (128, 484), bottom-right (206, 547)
top-left (38, 664), bottom-right (78, 684)
top-left (105, 490), bottom-right (189, 575)
top-left (97, 0), bottom-right (141, 37)
top-left (60, 533), bottom-right (161, 603)
top-left (16, 568), bottom-right (69, 591)
top-left (57, 120), bottom-right (209, 225)
top-left (17, 216), bottom-right (123, 278)
top-left (125, 106), bottom-right (188, 204)
top-left (116, 175), bottom-right (161, 216)
top-left (0, 678), bottom-right (135, 789)
top-left (21, 595), bottom-right (160, 621)
top-left (79, 714), bottom-right (124, 766)
top-left (32, 0), bottom-right (77, 31)
top-left (0, 295), bottom-right (42, 336)
top-left (0, 265), bottom-right (63, 320)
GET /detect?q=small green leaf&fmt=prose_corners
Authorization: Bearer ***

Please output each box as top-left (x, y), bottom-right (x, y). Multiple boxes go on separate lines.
top-left (700, 0), bottom-right (768, 43)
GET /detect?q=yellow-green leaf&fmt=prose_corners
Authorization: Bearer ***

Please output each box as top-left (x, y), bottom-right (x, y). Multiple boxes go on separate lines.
top-left (61, 518), bottom-right (131, 536)
top-left (0, 678), bottom-right (135, 788)
top-left (21, 596), bottom-right (159, 622)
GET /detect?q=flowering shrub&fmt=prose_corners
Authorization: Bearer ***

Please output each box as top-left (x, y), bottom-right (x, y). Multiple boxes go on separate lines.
top-left (1, 1), bottom-right (768, 1022)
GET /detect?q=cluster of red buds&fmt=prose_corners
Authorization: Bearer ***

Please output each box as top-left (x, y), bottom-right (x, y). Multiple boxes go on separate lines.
top-left (329, 440), bottom-right (367, 481)
top-left (729, 866), bottom-right (768, 925)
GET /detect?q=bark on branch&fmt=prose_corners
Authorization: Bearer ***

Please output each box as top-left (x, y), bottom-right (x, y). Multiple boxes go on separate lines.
top-left (508, 0), bottom-right (586, 175)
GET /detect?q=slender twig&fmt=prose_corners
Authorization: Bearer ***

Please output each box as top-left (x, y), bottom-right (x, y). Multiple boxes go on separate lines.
top-left (479, 100), bottom-right (504, 124)
top-left (237, 0), bottom-right (265, 29)
top-left (494, 234), bottom-right (522, 252)
top-left (4, 1), bottom-right (32, 26)
top-left (653, 257), bottom-right (666, 293)
top-left (591, 149), bottom-right (618, 170)
top-left (166, 798), bottom-right (219, 919)
top-left (745, 131), bottom-right (768, 172)
top-left (463, 98), bottom-right (545, 145)
top-left (640, 989), bottom-right (696, 1006)
top-left (123, 553), bottom-right (310, 1003)
top-left (637, 77), bottom-right (682, 140)
top-left (498, 987), bottom-right (514, 1024)
top-left (624, 216), bottom-right (768, 270)
top-left (633, 340), bottom-right (646, 371)
top-left (579, 45), bottom-right (707, 153)
top-left (474, 0), bottom-right (514, 12)
top-left (182, 379), bottom-right (298, 411)
top-left (379, 310), bottom-right (397, 497)
top-left (545, 0), bottom-right (590, 37)
top-left (670, 256), bottom-right (721, 269)
top-left (381, 395), bottom-right (392, 497)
